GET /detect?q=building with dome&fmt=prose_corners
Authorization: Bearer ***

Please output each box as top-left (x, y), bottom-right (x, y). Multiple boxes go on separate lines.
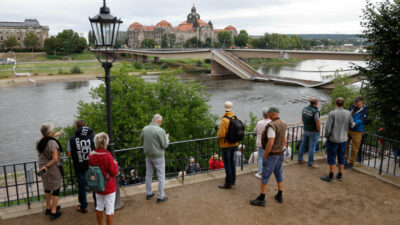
top-left (126, 5), bottom-right (237, 48)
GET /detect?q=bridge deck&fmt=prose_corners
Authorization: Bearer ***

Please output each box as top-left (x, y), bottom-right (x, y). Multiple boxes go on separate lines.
top-left (3, 161), bottom-right (400, 225)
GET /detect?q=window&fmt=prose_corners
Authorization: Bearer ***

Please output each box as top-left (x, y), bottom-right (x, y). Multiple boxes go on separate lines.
top-left (0, 36), bottom-right (2, 40)
top-left (18, 37), bottom-right (20, 40)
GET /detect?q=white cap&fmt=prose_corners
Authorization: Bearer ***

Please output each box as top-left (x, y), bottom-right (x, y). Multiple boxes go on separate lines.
top-left (224, 101), bottom-right (233, 111)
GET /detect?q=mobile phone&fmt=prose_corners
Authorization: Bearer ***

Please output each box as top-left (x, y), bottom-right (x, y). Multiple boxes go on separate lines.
top-left (37, 169), bottom-right (46, 177)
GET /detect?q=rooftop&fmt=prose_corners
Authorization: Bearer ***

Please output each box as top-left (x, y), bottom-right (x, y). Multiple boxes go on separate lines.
top-left (2, 161), bottom-right (399, 224)
top-left (0, 19), bottom-right (44, 28)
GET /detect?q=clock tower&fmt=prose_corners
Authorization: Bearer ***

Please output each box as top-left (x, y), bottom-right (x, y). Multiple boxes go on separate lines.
top-left (187, 4), bottom-right (200, 26)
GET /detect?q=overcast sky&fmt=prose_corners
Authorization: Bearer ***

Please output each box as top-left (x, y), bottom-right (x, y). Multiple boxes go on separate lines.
top-left (1, 0), bottom-right (383, 36)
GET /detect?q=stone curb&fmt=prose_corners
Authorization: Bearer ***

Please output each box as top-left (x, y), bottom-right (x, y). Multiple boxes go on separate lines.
top-left (352, 166), bottom-right (400, 189)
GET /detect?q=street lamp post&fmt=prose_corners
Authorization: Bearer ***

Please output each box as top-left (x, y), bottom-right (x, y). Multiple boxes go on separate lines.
top-left (89, 0), bottom-right (123, 210)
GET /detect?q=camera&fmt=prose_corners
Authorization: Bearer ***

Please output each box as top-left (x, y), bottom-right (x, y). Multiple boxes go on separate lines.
top-left (214, 125), bottom-right (219, 131)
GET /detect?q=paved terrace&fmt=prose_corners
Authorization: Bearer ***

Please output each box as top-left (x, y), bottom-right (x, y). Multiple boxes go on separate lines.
top-left (1, 159), bottom-right (400, 225)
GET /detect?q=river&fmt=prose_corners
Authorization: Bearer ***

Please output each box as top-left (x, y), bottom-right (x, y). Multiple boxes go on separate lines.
top-left (0, 59), bottom-right (363, 165)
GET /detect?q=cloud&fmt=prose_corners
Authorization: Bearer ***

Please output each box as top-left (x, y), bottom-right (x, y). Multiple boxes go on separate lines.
top-left (0, 0), bottom-right (381, 36)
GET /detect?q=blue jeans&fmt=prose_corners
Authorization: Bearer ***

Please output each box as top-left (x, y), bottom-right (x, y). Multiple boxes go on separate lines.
top-left (222, 147), bottom-right (237, 186)
top-left (298, 131), bottom-right (320, 166)
top-left (257, 147), bottom-right (264, 175)
top-left (327, 141), bottom-right (347, 165)
top-left (77, 173), bottom-right (88, 209)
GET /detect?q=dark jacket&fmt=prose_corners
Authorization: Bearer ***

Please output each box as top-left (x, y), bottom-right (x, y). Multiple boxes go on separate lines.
top-left (68, 127), bottom-right (95, 174)
top-left (349, 105), bottom-right (368, 132)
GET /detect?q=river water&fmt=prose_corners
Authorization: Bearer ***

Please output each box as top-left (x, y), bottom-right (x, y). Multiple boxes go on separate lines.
top-left (0, 59), bottom-right (364, 165)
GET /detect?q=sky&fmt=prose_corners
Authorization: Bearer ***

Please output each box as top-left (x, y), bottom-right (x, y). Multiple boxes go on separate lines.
top-left (0, 0), bottom-right (383, 36)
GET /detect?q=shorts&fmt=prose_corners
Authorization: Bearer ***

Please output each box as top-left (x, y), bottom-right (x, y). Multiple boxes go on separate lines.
top-left (95, 192), bottom-right (116, 215)
top-left (261, 154), bottom-right (284, 184)
top-left (327, 141), bottom-right (346, 165)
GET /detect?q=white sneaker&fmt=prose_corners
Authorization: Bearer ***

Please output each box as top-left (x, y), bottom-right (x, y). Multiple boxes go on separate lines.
top-left (255, 173), bottom-right (261, 179)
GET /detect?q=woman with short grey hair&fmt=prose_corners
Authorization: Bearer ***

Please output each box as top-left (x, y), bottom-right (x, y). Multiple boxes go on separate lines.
top-left (36, 122), bottom-right (64, 220)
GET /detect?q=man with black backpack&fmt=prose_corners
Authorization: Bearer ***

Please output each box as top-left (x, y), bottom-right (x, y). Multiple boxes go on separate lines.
top-left (67, 119), bottom-right (95, 213)
top-left (217, 101), bottom-right (245, 189)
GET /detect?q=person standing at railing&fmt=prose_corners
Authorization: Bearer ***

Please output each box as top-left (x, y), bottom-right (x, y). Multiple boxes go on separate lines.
top-left (235, 144), bottom-right (246, 167)
top-left (250, 107), bottom-right (287, 206)
top-left (185, 156), bottom-right (201, 175)
top-left (345, 96), bottom-right (368, 170)
top-left (253, 107), bottom-right (272, 178)
top-left (209, 154), bottom-right (224, 170)
top-left (66, 119), bottom-right (95, 213)
top-left (298, 97), bottom-right (321, 168)
top-left (36, 123), bottom-right (64, 220)
top-left (321, 98), bottom-right (355, 182)
top-left (89, 132), bottom-right (119, 225)
top-left (217, 101), bottom-right (240, 189)
top-left (141, 114), bottom-right (170, 203)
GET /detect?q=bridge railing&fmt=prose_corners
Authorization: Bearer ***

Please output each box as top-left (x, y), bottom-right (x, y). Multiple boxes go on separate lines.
top-left (2, 123), bottom-right (398, 208)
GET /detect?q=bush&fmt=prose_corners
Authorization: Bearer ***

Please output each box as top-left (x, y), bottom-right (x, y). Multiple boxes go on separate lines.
top-left (204, 58), bottom-right (211, 64)
top-left (196, 60), bottom-right (203, 67)
top-left (144, 63), bottom-right (155, 70)
top-left (160, 63), bottom-right (169, 70)
top-left (133, 61), bottom-right (144, 70)
top-left (70, 66), bottom-right (83, 74)
top-left (58, 68), bottom-right (64, 74)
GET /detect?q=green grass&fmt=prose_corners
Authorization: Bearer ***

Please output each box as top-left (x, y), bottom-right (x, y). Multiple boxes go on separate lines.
top-left (70, 52), bottom-right (97, 60)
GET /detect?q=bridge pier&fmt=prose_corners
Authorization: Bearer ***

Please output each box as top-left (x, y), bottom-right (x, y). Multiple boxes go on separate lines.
top-left (211, 60), bottom-right (232, 76)
top-left (131, 54), bottom-right (137, 62)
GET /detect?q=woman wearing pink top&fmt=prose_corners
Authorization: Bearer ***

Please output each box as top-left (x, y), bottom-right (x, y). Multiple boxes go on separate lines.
top-left (253, 107), bottom-right (272, 178)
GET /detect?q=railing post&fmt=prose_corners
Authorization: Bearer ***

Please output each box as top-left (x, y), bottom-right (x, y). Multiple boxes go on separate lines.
top-left (181, 143), bottom-right (185, 182)
top-left (23, 164), bottom-right (31, 209)
top-left (379, 139), bottom-right (385, 175)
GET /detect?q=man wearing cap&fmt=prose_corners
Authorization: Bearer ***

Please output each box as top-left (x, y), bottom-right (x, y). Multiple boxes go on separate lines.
top-left (345, 96), bottom-right (368, 170)
top-left (253, 107), bottom-right (272, 178)
top-left (217, 101), bottom-right (239, 189)
top-left (298, 97), bottom-right (321, 168)
top-left (250, 107), bottom-right (287, 206)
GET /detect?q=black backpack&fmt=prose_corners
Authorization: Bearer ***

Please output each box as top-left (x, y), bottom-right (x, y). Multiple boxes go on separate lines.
top-left (224, 116), bottom-right (245, 143)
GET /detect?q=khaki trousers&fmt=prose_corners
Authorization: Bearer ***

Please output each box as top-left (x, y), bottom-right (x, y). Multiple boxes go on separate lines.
top-left (345, 130), bottom-right (363, 164)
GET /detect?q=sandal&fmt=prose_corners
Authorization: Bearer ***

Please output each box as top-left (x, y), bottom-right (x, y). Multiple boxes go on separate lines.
top-left (76, 205), bottom-right (88, 213)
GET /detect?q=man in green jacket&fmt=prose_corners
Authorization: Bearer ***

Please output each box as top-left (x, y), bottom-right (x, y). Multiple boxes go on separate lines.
top-left (141, 114), bottom-right (170, 203)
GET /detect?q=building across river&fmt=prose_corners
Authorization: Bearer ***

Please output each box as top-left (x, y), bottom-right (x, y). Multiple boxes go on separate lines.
top-left (124, 5), bottom-right (238, 48)
top-left (0, 19), bottom-right (49, 49)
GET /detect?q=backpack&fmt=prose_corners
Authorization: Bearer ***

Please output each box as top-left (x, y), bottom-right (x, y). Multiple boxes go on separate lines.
top-left (86, 166), bottom-right (109, 192)
top-left (224, 116), bottom-right (245, 143)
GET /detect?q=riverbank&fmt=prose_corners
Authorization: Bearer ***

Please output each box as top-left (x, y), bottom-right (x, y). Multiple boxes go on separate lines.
top-left (0, 71), bottom-right (178, 88)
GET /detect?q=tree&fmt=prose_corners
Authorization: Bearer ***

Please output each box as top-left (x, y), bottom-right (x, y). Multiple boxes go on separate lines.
top-left (4, 36), bottom-right (19, 49)
top-left (141, 38), bottom-right (155, 48)
top-left (57, 30), bottom-right (87, 55)
top-left (217, 31), bottom-right (232, 48)
top-left (359, 0), bottom-right (400, 138)
top-left (168, 34), bottom-right (176, 48)
top-left (88, 30), bottom-right (96, 46)
top-left (203, 37), bottom-right (212, 47)
top-left (321, 72), bottom-right (360, 115)
top-left (23, 31), bottom-right (41, 52)
top-left (184, 37), bottom-right (200, 48)
top-left (68, 67), bottom-right (216, 150)
top-left (234, 30), bottom-right (249, 47)
top-left (161, 34), bottom-right (168, 48)
top-left (43, 37), bottom-right (63, 55)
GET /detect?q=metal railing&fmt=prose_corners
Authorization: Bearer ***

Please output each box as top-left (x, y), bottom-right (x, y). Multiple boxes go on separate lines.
top-left (358, 132), bottom-right (400, 177)
top-left (1, 123), bottom-right (398, 208)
